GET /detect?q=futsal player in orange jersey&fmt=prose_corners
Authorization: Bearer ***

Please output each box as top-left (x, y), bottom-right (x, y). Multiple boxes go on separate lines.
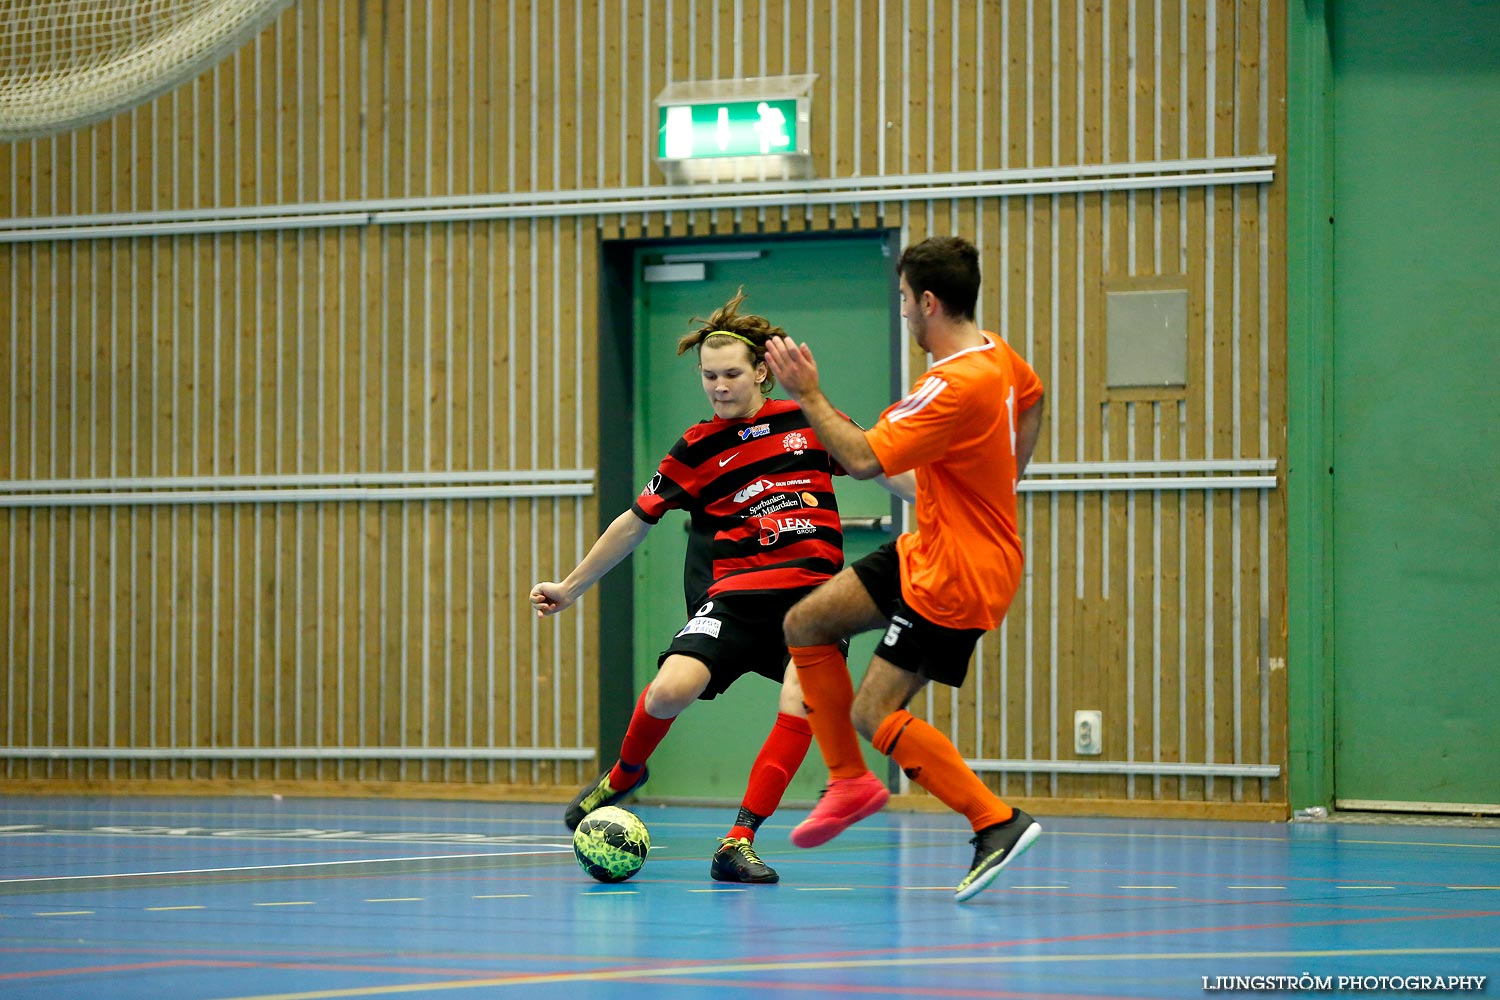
top-left (532, 289), bottom-right (914, 884)
top-left (765, 236), bottom-right (1046, 900)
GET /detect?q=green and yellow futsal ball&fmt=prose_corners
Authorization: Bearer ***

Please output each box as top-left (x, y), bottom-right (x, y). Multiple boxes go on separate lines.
top-left (572, 806), bottom-right (650, 883)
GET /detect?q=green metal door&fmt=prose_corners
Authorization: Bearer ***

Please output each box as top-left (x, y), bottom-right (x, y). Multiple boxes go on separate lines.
top-left (631, 235), bottom-right (898, 804)
top-left (1329, 3), bottom-right (1500, 810)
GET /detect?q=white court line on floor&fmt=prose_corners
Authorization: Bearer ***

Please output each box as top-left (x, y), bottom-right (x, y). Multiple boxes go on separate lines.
top-left (0, 849), bottom-right (567, 886)
top-left (0, 826), bottom-right (575, 849)
top-left (210, 946), bottom-right (1500, 1000)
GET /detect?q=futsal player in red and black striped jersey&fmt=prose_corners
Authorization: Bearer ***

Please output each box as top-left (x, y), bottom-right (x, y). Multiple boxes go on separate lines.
top-left (531, 289), bottom-right (914, 884)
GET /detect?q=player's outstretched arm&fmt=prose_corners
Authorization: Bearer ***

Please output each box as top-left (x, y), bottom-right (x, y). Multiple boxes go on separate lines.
top-left (530, 509), bottom-right (653, 617)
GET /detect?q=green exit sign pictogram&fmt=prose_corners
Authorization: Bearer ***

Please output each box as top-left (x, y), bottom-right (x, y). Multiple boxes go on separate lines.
top-left (657, 99), bottom-right (799, 160)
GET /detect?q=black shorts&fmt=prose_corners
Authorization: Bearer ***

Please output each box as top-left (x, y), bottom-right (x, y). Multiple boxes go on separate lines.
top-left (658, 590), bottom-right (848, 700)
top-left (850, 539), bottom-right (986, 688)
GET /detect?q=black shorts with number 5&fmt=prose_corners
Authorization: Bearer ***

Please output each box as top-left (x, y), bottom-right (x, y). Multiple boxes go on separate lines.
top-left (850, 539), bottom-right (986, 688)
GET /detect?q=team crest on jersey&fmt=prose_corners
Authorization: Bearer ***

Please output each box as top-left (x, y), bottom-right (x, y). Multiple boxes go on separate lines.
top-left (738, 422), bottom-right (771, 440)
top-left (782, 431), bottom-right (808, 455)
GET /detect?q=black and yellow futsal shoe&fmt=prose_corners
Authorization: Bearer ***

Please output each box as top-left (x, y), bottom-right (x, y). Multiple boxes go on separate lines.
top-left (710, 837), bottom-right (779, 884)
top-left (563, 767), bottom-right (649, 831)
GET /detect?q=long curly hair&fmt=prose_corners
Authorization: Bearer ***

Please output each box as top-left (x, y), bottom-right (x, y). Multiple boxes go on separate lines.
top-left (675, 286), bottom-right (783, 395)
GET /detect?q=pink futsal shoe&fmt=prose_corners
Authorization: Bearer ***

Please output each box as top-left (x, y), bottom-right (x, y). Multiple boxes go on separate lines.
top-left (790, 771), bottom-right (891, 848)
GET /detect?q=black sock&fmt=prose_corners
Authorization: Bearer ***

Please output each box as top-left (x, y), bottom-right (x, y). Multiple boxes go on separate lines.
top-left (734, 807), bottom-right (766, 834)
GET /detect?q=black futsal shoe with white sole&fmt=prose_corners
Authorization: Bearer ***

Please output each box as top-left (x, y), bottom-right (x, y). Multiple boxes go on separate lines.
top-left (954, 808), bottom-right (1042, 901)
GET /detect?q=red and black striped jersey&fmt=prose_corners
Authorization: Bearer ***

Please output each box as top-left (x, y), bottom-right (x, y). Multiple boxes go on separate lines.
top-left (632, 398), bottom-right (848, 610)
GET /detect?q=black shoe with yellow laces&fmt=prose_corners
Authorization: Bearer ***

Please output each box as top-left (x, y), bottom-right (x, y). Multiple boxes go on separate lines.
top-left (710, 837), bottom-right (780, 883)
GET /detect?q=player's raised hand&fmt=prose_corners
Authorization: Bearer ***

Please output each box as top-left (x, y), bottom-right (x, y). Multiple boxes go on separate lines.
top-left (765, 335), bottom-right (821, 402)
top-left (530, 581), bottom-right (575, 617)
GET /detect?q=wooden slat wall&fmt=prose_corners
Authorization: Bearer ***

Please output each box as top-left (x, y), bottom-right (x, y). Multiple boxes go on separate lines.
top-left (0, 221), bottom-right (595, 790)
top-left (0, 0), bottom-right (1286, 809)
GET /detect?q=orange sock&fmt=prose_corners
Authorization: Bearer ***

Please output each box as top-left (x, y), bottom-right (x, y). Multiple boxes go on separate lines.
top-left (789, 644), bottom-right (867, 781)
top-left (872, 709), bottom-right (1013, 831)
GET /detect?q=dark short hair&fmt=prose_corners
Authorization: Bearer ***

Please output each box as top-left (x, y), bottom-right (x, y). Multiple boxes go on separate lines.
top-left (897, 236), bottom-right (981, 321)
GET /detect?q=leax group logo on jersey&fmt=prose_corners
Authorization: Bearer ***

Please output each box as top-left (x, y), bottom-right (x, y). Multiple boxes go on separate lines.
top-left (756, 514), bottom-right (817, 546)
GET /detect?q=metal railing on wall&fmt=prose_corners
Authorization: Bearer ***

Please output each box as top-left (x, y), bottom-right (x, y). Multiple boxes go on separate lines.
top-left (0, 468), bottom-right (598, 769)
top-left (0, 469), bottom-right (595, 508)
top-left (966, 758), bottom-right (1280, 778)
top-left (0, 155), bottom-right (1275, 243)
top-left (1020, 458), bottom-right (1278, 493)
top-left (2, 746), bottom-right (596, 762)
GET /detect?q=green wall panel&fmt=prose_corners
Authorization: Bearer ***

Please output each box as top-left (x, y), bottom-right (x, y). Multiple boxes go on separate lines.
top-left (1329, 1), bottom-right (1500, 806)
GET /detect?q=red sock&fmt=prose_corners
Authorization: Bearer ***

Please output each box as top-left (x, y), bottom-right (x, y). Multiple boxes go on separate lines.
top-left (872, 709), bottom-right (1013, 831)
top-left (608, 685), bottom-right (674, 791)
top-left (727, 712), bottom-right (813, 841)
top-left (789, 643), bottom-right (867, 781)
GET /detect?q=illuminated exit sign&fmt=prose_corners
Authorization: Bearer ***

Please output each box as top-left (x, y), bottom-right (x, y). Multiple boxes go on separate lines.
top-left (653, 74), bottom-right (816, 182)
top-left (658, 99), bottom-right (798, 160)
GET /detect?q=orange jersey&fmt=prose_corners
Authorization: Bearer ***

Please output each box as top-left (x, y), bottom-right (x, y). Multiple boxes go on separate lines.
top-left (864, 332), bottom-right (1044, 630)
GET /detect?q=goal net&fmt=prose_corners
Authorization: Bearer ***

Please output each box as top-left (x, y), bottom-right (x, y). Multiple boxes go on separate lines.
top-left (0, 0), bottom-right (296, 141)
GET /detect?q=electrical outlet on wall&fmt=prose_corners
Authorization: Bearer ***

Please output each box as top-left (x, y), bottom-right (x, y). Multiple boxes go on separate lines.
top-left (1074, 710), bottom-right (1102, 755)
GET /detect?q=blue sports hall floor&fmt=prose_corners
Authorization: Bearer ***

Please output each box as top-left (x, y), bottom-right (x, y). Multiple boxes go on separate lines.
top-left (1, 795), bottom-right (1496, 999)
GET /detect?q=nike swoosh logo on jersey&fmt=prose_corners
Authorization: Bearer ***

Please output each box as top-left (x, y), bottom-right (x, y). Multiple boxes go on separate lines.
top-left (718, 453), bottom-right (739, 467)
